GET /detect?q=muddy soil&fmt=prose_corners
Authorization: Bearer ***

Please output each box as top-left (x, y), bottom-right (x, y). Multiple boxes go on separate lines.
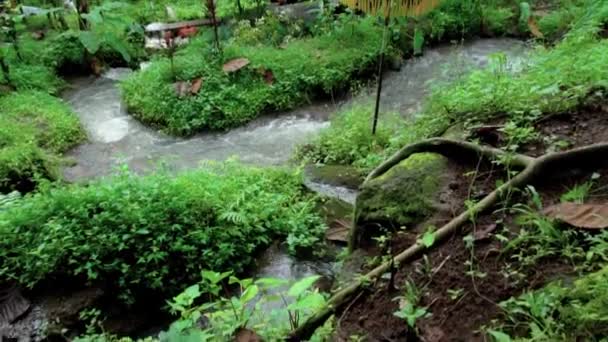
top-left (335, 99), bottom-right (608, 341)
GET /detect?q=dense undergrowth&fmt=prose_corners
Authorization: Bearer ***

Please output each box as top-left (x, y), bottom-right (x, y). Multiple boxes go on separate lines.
top-left (3, 0), bottom-right (608, 340)
top-left (494, 265), bottom-right (608, 341)
top-left (121, 0), bottom-right (556, 136)
top-left (121, 16), bottom-right (384, 135)
top-left (0, 91), bottom-right (84, 192)
top-left (298, 0), bottom-right (608, 173)
top-left (479, 184), bottom-right (608, 341)
top-left (0, 161), bottom-right (325, 304)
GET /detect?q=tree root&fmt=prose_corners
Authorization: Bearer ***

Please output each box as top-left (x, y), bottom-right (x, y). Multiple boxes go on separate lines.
top-left (289, 139), bottom-right (608, 341)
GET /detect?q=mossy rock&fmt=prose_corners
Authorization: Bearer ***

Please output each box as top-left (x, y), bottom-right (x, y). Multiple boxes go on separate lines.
top-left (353, 153), bottom-right (449, 245)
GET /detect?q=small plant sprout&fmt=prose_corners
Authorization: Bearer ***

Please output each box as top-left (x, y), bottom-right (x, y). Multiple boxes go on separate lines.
top-left (447, 288), bottom-right (465, 301)
top-left (418, 226), bottom-right (437, 248)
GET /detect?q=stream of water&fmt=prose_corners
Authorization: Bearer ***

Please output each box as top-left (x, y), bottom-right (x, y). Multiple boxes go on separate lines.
top-left (0, 38), bottom-right (529, 341)
top-left (63, 39), bottom-right (526, 182)
top-left (55, 38), bottom-right (527, 334)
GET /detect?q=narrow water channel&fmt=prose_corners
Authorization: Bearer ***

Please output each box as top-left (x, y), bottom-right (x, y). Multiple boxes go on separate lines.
top-left (62, 38), bottom-right (525, 182)
top-left (57, 38), bottom-right (526, 331)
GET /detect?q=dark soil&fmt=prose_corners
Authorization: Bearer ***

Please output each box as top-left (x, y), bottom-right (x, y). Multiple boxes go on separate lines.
top-left (335, 102), bottom-right (608, 341)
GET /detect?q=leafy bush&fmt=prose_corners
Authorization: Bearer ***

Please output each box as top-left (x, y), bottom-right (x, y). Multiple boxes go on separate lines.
top-left (0, 39), bottom-right (64, 93)
top-left (0, 161), bottom-right (326, 303)
top-left (494, 266), bottom-right (608, 341)
top-left (121, 17), bottom-right (384, 135)
top-left (0, 91), bottom-right (84, 191)
top-left (4, 63), bottom-right (63, 93)
top-left (425, 22), bottom-right (608, 125)
top-left (295, 105), bottom-right (403, 169)
top-left (121, 0), bottom-right (266, 24)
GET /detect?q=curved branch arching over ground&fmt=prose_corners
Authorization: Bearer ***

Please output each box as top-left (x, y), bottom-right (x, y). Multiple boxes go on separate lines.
top-left (289, 139), bottom-right (608, 341)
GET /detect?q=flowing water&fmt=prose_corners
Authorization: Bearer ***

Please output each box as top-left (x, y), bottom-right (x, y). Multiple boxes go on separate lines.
top-left (63, 39), bottom-right (526, 182)
top-left (48, 38), bottom-right (527, 335)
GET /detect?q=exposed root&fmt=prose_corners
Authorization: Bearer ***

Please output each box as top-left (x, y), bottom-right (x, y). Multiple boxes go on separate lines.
top-left (363, 138), bottom-right (534, 184)
top-left (289, 139), bottom-right (608, 341)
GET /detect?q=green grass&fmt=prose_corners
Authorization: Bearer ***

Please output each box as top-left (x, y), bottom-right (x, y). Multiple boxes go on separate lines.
top-left (0, 91), bottom-right (85, 192)
top-left (493, 265), bottom-right (608, 341)
top-left (0, 161), bottom-right (325, 304)
top-left (299, 0), bottom-right (608, 172)
top-left (121, 16), bottom-right (384, 136)
top-left (295, 105), bottom-right (403, 169)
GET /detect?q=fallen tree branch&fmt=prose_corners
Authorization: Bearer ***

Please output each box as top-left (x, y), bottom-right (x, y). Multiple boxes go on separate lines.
top-left (364, 138), bottom-right (535, 184)
top-left (289, 141), bottom-right (608, 341)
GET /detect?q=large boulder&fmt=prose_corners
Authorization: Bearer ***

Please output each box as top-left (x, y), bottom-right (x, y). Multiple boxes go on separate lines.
top-left (352, 153), bottom-right (450, 247)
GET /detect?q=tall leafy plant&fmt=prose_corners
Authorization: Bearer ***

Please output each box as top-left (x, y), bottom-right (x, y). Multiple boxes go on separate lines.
top-left (0, 11), bottom-right (23, 60)
top-left (75, 0), bottom-right (90, 30)
top-left (204, 0), bottom-right (221, 53)
top-left (77, 1), bottom-right (132, 65)
top-left (338, 0), bottom-right (442, 134)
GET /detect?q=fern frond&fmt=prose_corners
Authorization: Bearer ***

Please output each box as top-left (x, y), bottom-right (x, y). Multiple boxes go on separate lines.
top-left (340, 0), bottom-right (441, 18)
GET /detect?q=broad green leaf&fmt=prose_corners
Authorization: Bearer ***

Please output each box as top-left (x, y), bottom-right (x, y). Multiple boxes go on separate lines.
top-left (78, 31), bottom-right (101, 54)
top-left (488, 330), bottom-right (512, 342)
top-left (288, 275), bottom-right (320, 297)
top-left (240, 284), bottom-right (259, 303)
top-left (255, 277), bottom-right (288, 289)
top-left (184, 284), bottom-right (201, 299)
top-left (420, 230), bottom-right (436, 248)
top-left (104, 33), bottom-right (131, 62)
top-left (287, 292), bottom-right (326, 311)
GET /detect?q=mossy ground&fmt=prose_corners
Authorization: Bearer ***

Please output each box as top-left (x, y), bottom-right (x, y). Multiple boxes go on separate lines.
top-left (355, 153), bottom-right (448, 240)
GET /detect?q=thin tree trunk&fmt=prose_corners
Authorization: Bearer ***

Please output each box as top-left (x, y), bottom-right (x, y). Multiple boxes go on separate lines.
top-left (372, 12), bottom-right (391, 135)
top-left (0, 56), bottom-right (12, 87)
top-left (236, 0), bottom-right (243, 15)
top-left (209, 0), bottom-right (221, 53)
top-left (76, 0), bottom-right (89, 30)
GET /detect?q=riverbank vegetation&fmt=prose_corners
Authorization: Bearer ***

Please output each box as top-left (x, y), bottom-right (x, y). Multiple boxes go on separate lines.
top-left (3, 0), bottom-right (608, 341)
top-left (290, 0), bottom-right (608, 340)
top-left (299, 0), bottom-right (608, 172)
top-left (0, 162), bottom-right (325, 304)
top-left (121, 16), bottom-right (384, 135)
top-left (0, 91), bottom-right (84, 192)
top-left (121, 0), bottom-right (552, 136)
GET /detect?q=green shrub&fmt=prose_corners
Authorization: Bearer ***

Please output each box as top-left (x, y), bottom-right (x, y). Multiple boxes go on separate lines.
top-left (0, 43), bottom-right (64, 94)
top-left (295, 105), bottom-right (403, 169)
top-left (0, 91), bottom-right (85, 191)
top-left (495, 266), bottom-right (608, 341)
top-left (0, 161), bottom-right (326, 303)
top-left (121, 17), bottom-right (384, 135)
top-left (39, 31), bottom-right (87, 70)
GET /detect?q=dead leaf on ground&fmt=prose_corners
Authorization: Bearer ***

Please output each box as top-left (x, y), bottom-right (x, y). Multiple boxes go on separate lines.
top-left (190, 77), bottom-right (203, 94)
top-left (223, 58), bottom-right (250, 73)
top-left (31, 31), bottom-right (45, 40)
top-left (474, 223), bottom-right (497, 241)
top-left (234, 328), bottom-right (261, 342)
top-left (528, 17), bottom-right (544, 39)
top-left (325, 219), bottom-right (351, 242)
top-left (544, 202), bottom-right (608, 229)
top-left (326, 226), bottom-right (349, 242)
top-left (173, 81), bottom-right (190, 97)
top-left (263, 69), bottom-right (274, 85)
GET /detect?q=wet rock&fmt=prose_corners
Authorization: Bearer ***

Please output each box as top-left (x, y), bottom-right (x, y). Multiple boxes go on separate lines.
top-left (0, 285), bottom-right (30, 324)
top-left (1, 305), bottom-right (47, 342)
top-left (353, 153), bottom-right (450, 246)
top-left (304, 164), bottom-right (363, 189)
